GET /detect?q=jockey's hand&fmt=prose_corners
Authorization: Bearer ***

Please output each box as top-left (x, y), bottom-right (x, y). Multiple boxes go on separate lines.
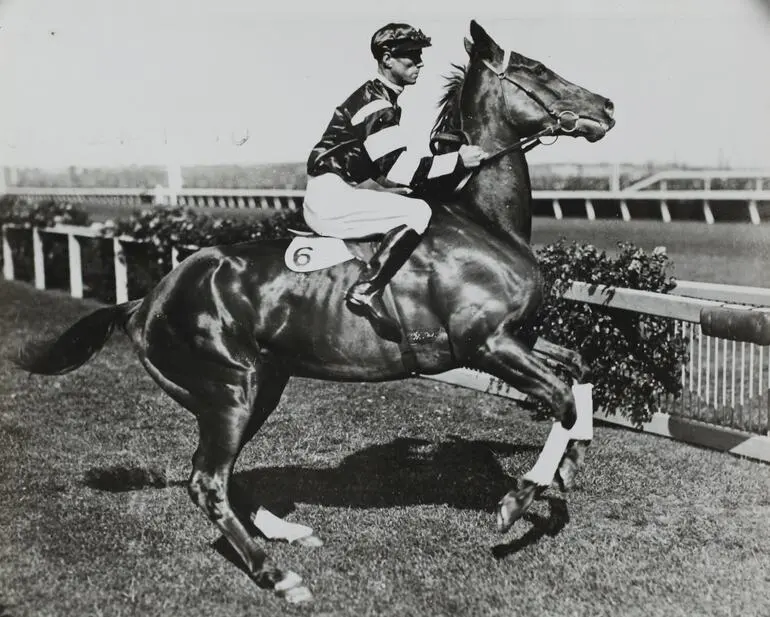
top-left (458, 145), bottom-right (489, 169)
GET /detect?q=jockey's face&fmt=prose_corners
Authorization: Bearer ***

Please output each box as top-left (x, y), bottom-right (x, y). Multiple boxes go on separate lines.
top-left (382, 50), bottom-right (424, 86)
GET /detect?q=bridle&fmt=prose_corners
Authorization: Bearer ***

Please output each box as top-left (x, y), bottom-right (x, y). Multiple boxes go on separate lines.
top-left (478, 52), bottom-right (579, 163)
top-left (431, 51), bottom-right (581, 166)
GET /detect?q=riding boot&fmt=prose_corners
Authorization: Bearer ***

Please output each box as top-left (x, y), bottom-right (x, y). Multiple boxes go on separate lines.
top-left (346, 224), bottom-right (422, 343)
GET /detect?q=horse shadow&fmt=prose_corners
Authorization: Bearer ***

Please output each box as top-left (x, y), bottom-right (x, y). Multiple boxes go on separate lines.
top-left (231, 435), bottom-right (535, 515)
top-left (225, 435), bottom-right (570, 561)
top-left (83, 434), bottom-right (571, 563)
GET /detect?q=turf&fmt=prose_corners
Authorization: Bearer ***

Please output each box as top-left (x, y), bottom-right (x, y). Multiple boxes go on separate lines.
top-left (2, 279), bottom-right (770, 617)
top-left (531, 218), bottom-right (770, 287)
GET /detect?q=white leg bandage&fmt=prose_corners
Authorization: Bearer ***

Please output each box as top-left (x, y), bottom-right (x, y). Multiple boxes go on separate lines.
top-left (569, 383), bottom-right (594, 441)
top-left (252, 507), bottom-right (314, 543)
top-left (522, 383), bottom-right (594, 487)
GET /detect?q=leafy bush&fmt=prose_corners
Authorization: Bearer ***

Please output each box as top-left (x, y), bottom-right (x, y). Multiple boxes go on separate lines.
top-left (110, 206), bottom-right (305, 296)
top-left (528, 240), bottom-right (687, 425)
top-left (0, 195), bottom-right (91, 228)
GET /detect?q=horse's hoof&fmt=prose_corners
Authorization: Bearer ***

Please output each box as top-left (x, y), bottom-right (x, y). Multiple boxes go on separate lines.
top-left (275, 571), bottom-right (313, 603)
top-left (496, 507), bottom-right (513, 534)
top-left (294, 533), bottom-right (324, 548)
top-left (560, 407), bottom-right (577, 431)
top-left (556, 458), bottom-right (577, 492)
top-left (497, 485), bottom-right (535, 533)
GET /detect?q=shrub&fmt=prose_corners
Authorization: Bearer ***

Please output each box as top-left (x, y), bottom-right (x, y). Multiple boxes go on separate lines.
top-left (0, 195), bottom-right (91, 228)
top-left (110, 206), bottom-right (305, 296)
top-left (527, 240), bottom-right (687, 425)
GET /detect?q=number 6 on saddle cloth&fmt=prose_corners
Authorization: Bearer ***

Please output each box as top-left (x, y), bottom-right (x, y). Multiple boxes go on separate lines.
top-left (284, 230), bottom-right (356, 273)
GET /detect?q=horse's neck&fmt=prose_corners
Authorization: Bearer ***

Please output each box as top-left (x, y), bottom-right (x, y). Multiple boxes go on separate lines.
top-left (462, 116), bottom-right (534, 244)
top-left (430, 205), bottom-right (535, 261)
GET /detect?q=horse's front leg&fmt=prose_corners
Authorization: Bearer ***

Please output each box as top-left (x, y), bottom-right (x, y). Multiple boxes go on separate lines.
top-left (533, 338), bottom-right (593, 491)
top-left (556, 439), bottom-right (591, 492)
top-left (471, 330), bottom-right (577, 532)
top-left (533, 337), bottom-right (590, 382)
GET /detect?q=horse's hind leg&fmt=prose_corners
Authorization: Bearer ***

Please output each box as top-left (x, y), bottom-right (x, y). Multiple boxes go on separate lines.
top-left (234, 366), bottom-right (323, 547)
top-left (471, 331), bottom-right (577, 532)
top-left (141, 357), bottom-right (311, 603)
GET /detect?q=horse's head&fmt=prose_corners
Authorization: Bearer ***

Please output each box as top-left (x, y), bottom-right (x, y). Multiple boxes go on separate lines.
top-left (463, 20), bottom-right (615, 143)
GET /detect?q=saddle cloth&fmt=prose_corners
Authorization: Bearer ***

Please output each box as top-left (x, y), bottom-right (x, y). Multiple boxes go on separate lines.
top-left (284, 229), bottom-right (360, 273)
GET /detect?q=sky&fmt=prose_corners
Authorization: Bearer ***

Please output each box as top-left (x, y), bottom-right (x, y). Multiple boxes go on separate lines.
top-left (1, 0), bottom-right (770, 168)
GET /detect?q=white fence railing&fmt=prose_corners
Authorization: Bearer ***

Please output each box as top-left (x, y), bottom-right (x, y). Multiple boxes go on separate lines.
top-left (5, 175), bottom-right (770, 224)
top-left (624, 169), bottom-right (770, 192)
top-left (2, 223), bottom-right (769, 448)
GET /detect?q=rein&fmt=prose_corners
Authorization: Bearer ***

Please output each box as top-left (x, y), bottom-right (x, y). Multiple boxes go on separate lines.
top-left (431, 53), bottom-right (579, 166)
top-left (478, 54), bottom-right (579, 164)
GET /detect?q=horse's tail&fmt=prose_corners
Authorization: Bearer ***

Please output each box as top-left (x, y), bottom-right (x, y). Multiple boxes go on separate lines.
top-left (14, 299), bottom-right (143, 375)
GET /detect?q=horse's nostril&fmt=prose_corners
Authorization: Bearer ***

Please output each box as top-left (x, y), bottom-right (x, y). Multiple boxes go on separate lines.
top-left (604, 99), bottom-right (615, 119)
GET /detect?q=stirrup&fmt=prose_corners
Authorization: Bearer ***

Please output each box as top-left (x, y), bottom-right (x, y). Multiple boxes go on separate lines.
top-left (345, 291), bottom-right (402, 343)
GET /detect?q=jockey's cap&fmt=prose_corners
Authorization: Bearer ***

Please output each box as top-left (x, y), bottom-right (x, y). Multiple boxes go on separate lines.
top-left (371, 23), bottom-right (432, 59)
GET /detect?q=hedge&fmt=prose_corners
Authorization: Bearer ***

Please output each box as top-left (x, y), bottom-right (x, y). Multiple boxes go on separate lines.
top-left (0, 196), bottom-right (685, 424)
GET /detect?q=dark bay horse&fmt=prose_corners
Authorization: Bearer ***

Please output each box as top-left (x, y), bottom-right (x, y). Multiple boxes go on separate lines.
top-left (16, 21), bottom-right (614, 603)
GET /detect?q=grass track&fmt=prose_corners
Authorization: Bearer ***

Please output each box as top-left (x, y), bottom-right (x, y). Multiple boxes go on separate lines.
top-left (2, 280), bottom-right (770, 616)
top-left (531, 219), bottom-right (770, 287)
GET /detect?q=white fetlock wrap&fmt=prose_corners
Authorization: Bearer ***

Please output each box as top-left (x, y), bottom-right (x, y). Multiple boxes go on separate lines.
top-left (252, 507), bottom-right (314, 543)
top-left (570, 382), bottom-right (594, 441)
top-left (522, 383), bottom-right (593, 487)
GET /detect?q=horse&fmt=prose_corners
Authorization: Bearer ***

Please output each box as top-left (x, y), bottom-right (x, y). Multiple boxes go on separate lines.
top-left (15, 20), bottom-right (615, 603)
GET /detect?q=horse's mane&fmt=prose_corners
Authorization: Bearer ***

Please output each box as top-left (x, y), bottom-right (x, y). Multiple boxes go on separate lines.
top-left (431, 63), bottom-right (466, 137)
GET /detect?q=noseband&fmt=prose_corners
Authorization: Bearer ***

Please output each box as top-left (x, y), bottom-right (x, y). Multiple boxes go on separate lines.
top-left (478, 53), bottom-right (579, 163)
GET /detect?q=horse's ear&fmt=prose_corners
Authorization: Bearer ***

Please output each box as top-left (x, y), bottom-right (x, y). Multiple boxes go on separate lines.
top-left (469, 20), bottom-right (502, 59)
top-left (464, 37), bottom-right (473, 56)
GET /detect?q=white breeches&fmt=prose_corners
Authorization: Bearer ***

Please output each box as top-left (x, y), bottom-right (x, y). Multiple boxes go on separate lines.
top-left (303, 173), bottom-right (432, 239)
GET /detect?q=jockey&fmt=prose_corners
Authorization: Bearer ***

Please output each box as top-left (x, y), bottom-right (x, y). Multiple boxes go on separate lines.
top-left (304, 22), bottom-right (488, 343)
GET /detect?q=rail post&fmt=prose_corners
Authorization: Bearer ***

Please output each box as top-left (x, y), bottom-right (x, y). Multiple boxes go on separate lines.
top-left (67, 232), bottom-right (84, 298)
top-left (32, 228), bottom-right (45, 290)
top-left (702, 177), bottom-right (715, 224)
top-left (619, 199), bottom-right (631, 221)
top-left (660, 201), bottom-right (671, 223)
top-left (113, 237), bottom-right (129, 303)
top-left (552, 199), bottom-right (563, 220)
top-left (2, 226), bottom-right (14, 281)
top-left (749, 178), bottom-right (761, 224)
top-left (748, 200), bottom-right (760, 225)
top-left (659, 181), bottom-right (671, 222)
